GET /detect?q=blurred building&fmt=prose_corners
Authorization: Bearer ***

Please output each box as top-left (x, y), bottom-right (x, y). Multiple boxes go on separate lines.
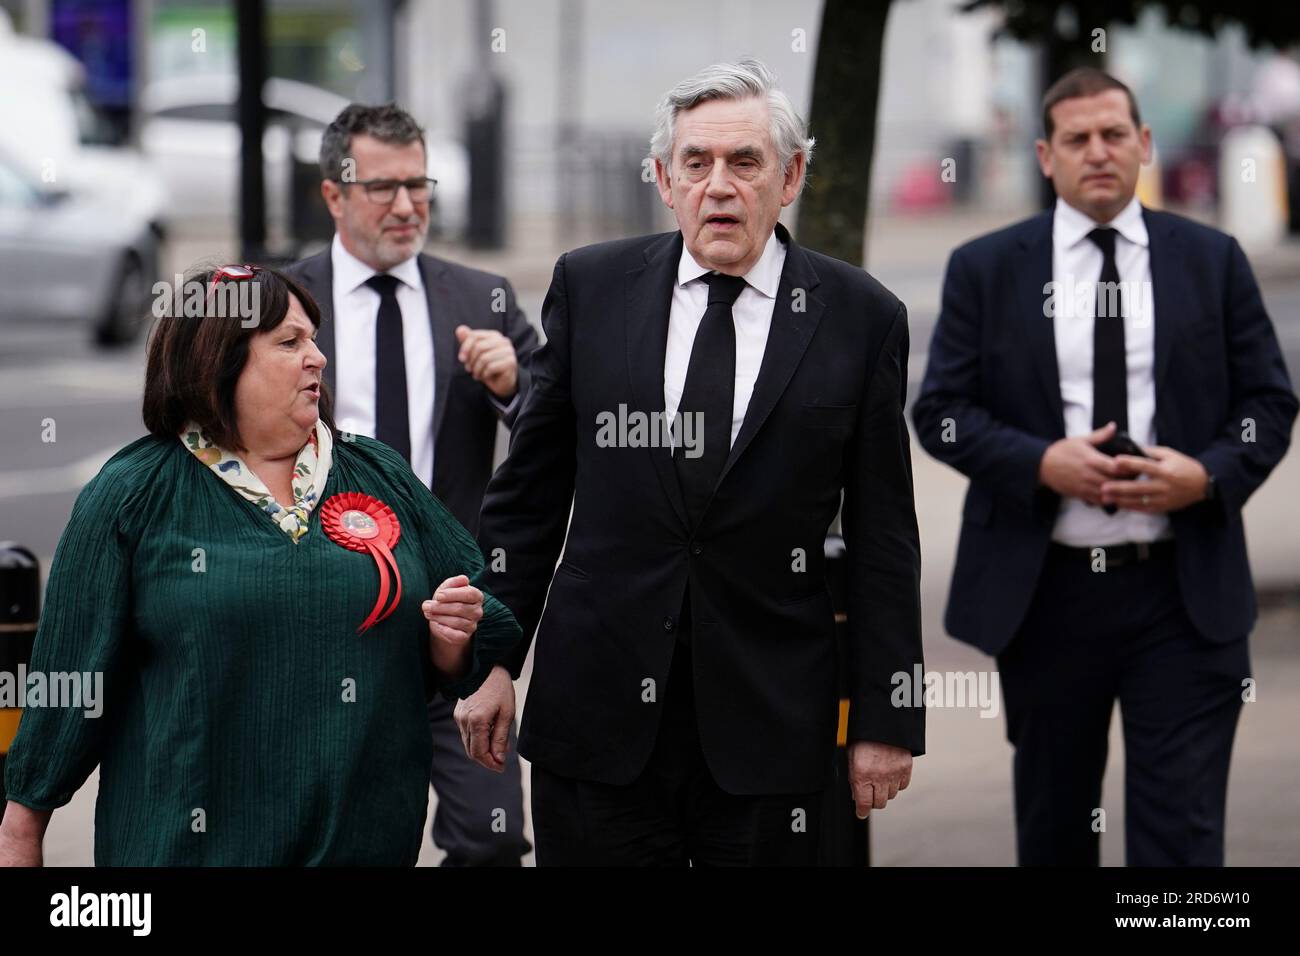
top-left (3, 0), bottom-right (1295, 245)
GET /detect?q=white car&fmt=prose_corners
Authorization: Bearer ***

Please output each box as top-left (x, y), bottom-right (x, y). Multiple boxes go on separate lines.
top-left (139, 75), bottom-right (468, 243)
top-left (0, 148), bottom-right (157, 345)
top-left (0, 16), bottom-right (162, 345)
top-left (0, 14), bottom-right (165, 228)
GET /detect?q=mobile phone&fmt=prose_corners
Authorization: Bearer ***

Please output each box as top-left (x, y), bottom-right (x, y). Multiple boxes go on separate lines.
top-left (1096, 430), bottom-right (1151, 459)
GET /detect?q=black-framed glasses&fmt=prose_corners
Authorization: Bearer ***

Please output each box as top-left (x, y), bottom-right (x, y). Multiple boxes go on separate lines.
top-left (341, 177), bottom-right (437, 205)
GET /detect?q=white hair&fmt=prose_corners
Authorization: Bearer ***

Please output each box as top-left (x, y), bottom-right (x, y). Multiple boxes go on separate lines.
top-left (649, 57), bottom-right (815, 183)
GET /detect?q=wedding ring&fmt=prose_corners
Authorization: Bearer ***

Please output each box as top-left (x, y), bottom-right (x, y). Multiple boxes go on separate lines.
top-left (1141, 494), bottom-right (1150, 506)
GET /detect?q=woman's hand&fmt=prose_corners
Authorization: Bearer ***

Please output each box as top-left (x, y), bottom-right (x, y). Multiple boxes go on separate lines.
top-left (423, 575), bottom-right (483, 678)
top-left (0, 803), bottom-right (51, 866)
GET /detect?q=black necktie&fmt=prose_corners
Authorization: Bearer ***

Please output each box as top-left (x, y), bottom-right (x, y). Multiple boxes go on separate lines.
top-left (1088, 227), bottom-right (1128, 435)
top-left (366, 274), bottom-right (411, 463)
top-left (674, 272), bottom-right (746, 527)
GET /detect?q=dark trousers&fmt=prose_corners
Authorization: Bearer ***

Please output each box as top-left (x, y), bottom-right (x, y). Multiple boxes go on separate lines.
top-left (530, 640), bottom-right (823, 866)
top-left (997, 543), bottom-right (1250, 866)
top-left (426, 693), bottom-right (531, 866)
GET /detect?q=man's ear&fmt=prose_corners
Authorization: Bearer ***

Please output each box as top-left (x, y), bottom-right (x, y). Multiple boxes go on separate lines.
top-left (780, 152), bottom-right (807, 207)
top-left (1139, 124), bottom-right (1153, 165)
top-left (1034, 139), bottom-right (1053, 180)
top-left (321, 179), bottom-right (345, 220)
top-left (654, 158), bottom-right (674, 209)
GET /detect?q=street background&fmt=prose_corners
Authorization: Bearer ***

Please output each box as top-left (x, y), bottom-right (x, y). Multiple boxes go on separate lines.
top-left (1, 0), bottom-right (1297, 865)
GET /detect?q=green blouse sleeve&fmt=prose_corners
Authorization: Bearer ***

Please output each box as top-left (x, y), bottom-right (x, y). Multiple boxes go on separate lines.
top-left (359, 438), bottom-right (522, 701)
top-left (425, 505), bottom-right (523, 702)
top-left (3, 448), bottom-right (148, 810)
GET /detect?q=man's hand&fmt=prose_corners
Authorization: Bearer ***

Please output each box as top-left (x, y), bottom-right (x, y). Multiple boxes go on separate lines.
top-left (848, 740), bottom-right (913, 818)
top-left (1038, 421), bottom-right (1127, 505)
top-left (423, 575), bottom-right (482, 679)
top-left (454, 664), bottom-right (515, 772)
top-left (1102, 446), bottom-right (1209, 514)
top-left (455, 325), bottom-right (518, 400)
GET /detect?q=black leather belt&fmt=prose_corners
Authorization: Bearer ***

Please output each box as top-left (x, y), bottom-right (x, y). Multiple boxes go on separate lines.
top-left (1049, 539), bottom-right (1175, 568)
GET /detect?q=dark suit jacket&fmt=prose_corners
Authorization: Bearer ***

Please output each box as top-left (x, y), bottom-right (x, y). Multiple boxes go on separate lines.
top-left (912, 207), bottom-right (1298, 657)
top-left (286, 247), bottom-right (539, 535)
top-left (474, 222), bottom-right (924, 795)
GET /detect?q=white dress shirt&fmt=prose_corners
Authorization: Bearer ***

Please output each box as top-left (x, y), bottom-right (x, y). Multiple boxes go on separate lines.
top-left (665, 230), bottom-right (787, 451)
top-left (330, 234), bottom-right (437, 488)
top-left (1050, 195), bottom-right (1169, 546)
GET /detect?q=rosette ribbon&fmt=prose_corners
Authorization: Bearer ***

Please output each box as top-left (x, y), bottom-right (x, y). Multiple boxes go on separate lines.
top-left (320, 492), bottom-right (403, 633)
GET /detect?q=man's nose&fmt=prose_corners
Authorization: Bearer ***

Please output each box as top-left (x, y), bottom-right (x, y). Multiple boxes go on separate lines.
top-left (1084, 133), bottom-right (1109, 164)
top-left (704, 159), bottom-right (737, 196)
top-left (390, 185), bottom-right (417, 217)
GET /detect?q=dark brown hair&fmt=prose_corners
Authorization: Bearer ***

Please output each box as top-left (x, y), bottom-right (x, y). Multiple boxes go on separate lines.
top-left (1042, 67), bottom-right (1141, 140)
top-left (319, 103), bottom-right (426, 182)
top-left (142, 265), bottom-right (334, 451)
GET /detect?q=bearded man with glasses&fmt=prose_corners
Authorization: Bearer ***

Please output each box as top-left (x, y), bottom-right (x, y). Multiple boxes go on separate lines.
top-left (286, 103), bottom-right (538, 867)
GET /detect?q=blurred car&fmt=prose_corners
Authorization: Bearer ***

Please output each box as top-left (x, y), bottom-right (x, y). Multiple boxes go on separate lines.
top-left (0, 148), bottom-right (157, 345)
top-left (0, 13), bottom-right (166, 234)
top-left (139, 75), bottom-right (469, 243)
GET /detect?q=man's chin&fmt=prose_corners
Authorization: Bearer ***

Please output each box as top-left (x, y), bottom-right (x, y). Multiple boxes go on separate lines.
top-left (1079, 181), bottom-right (1125, 202)
top-left (377, 233), bottom-right (426, 267)
top-left (692, 236), bottom-right (750, 269)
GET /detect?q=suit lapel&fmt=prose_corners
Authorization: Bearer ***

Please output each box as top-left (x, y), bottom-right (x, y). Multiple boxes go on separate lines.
top-left (1016, 211), bottom-right (1065, 434)
top-left (716, 223), bottom-right (824, 487)
top-left (625, 232), bottom-right (690, 531)
top-left (1143, 207), bottom-right (1179, 397)
top-left (418, 254), bottom-right (458, 445)
top-left (624, 225), bottom-right (830, 526)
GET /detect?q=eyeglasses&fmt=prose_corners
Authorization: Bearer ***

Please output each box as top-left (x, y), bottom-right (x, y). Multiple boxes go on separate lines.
top-left (342, 177), bottom-right (437, 205)
top-left (206, 263), bottom-right (261, 305)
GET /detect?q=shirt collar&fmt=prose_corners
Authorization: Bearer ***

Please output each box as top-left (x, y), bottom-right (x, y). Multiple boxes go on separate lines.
top-left (331, 233), bottom-right (424, 295)
top-left (676, 228), bottom-right (784, 298)
top-left (1053, 194), bottom-right (1148, 251)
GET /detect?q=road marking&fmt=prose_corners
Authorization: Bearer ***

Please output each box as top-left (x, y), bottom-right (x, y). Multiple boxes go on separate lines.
top-left (0, 362), bottom-right (143, 407)
top-left (0, 447), bottom-right (117, 500)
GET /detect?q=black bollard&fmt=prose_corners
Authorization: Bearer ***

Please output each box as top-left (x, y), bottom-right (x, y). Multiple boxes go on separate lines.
top-left (0, 543), bottom-right (40, 820)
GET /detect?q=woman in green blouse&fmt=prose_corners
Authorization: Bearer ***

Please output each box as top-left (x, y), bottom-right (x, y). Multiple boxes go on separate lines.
top-left (0, 265), bottom-right (520, 865)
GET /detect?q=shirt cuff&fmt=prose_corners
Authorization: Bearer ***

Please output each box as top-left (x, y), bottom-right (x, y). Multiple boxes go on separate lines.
top-left (488, 390), bottom-right (521, 417)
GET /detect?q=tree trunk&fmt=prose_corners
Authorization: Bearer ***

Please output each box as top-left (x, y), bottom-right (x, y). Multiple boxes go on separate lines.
top-left (795, 0), bottom-right (892, 268)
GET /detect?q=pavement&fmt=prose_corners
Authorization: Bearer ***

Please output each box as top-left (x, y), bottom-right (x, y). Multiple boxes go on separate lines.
top-left (7, 206), bottom-right (1300, 865)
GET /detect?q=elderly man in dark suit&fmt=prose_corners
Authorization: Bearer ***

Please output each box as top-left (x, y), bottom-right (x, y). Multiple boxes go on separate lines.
top-left (913, 68), bottom-right (1298, 866)
top-left (456, 58), bottom-right (924, 866)
top-left (286, 103), bottom-right (539, 866)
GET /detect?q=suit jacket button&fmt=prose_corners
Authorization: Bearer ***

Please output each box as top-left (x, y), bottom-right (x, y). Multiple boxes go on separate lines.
top-left (663, 617), bottom-right (675, 631)
top-left (690, 543), bottom-right (703, 555)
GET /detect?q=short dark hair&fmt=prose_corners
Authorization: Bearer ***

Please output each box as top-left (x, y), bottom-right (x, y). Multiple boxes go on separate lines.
top-left (142, 265), bottom-right (333, 452)
top-left (1042, 68), bottom-right (1141, 139)
top-left (319, 103), bottom-right (426, 182)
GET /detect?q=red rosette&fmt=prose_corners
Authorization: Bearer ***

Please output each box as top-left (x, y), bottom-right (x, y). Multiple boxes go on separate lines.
top-left (320, 492), bottom-right (403, 634)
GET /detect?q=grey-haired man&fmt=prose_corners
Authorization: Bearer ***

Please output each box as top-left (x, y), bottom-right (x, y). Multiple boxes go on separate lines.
top-left (463, 59), bottom-right (924, 865)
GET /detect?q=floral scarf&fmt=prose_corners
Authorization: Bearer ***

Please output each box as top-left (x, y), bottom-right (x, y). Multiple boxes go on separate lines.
top-left (180, 419), bottom-right (334, 543)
